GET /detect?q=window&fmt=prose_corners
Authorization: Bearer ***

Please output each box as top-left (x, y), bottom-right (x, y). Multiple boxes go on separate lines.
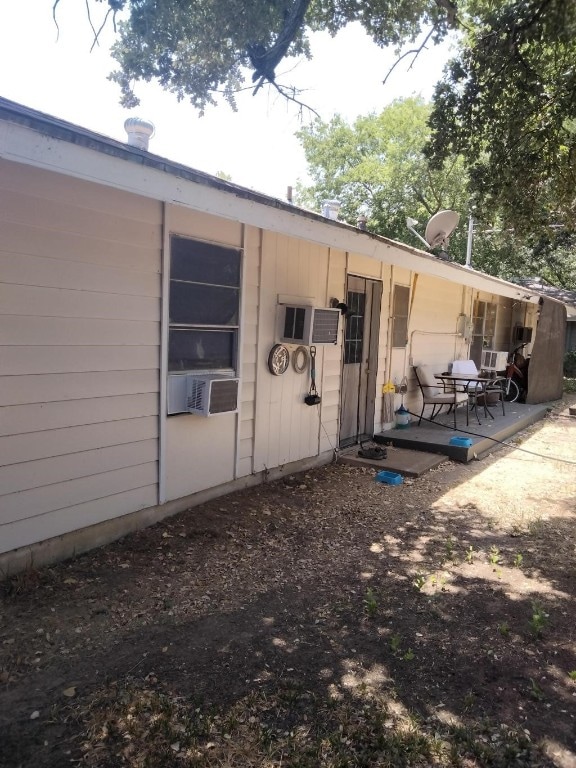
top-left (470, 299), bottom-right (497, 366)
top-left (168, 236), bottom-right (241, 372)
top-left (392, 285), bottom-right (410, 348)
top-left (344, 290), bottom-right (366, 364)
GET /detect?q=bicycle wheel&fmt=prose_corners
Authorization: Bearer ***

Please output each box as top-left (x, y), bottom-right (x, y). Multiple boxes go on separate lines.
top-left (503, 379), bottom-right (520, 402)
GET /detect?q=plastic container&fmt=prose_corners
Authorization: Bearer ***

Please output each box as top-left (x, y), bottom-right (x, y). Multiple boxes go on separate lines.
top-left (394, 404), bottom-right (410, 429)
top-left (449, 436), bottom-right (473, 447)
top-left (375, 470), bottom-right (403, 485)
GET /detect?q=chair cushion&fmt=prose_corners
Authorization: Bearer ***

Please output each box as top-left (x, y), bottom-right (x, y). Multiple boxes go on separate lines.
top-left (415, 364), bottom-right (439, 390)
top-left (415, 365), bottom-right (468, 405)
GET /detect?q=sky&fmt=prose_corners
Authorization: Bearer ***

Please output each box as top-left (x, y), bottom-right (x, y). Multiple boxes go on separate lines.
top-left (0, 1), bottom-right (454, 200)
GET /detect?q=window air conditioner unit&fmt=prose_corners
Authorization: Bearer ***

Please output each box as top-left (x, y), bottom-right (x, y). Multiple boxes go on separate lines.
top-left (187, 374), bottom-right (239, 416)
top-left (480, 349), bottom-right (508, 371)
top-left (167, 374), bottom-right (239, 416)
top-left (278, 305), bottom-right (339, 345)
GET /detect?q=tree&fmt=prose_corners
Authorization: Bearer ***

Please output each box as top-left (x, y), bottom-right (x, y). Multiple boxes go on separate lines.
top-left (425, 0), bottom-right (576, 237)
top-left (296, 98), bottom-right (471, 257)
top-left (70, 0), bottom-right (576, 262)
top-left (70, 0), bottom-right (454, 113)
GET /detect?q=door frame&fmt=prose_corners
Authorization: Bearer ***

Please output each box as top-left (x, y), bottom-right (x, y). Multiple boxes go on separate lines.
top-left (338, 275), bottom-right (382, 447)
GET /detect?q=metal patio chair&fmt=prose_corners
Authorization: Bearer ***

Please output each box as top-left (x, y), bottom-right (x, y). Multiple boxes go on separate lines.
top-left (414, 364), bottom-right (469, 429)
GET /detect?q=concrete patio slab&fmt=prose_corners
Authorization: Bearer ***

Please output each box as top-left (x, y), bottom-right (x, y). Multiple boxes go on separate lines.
top-left (338, 444), bottom-right (446, 477)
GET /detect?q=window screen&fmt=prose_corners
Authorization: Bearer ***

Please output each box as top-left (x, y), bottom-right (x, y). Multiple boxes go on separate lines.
top-left (168, 236), bottom-right (241, 372)
top-left (392, 285), bottom-right (410, 348)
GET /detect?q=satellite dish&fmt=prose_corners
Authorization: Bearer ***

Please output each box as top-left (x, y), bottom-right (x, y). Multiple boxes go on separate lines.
top-left (425, 210), bottom-right (460, 249)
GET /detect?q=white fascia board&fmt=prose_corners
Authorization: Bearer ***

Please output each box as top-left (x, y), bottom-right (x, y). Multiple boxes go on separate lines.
top-left (0, 119), bottom-right (539, 305)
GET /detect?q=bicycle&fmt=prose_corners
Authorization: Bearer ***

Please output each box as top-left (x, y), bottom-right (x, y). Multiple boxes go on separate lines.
top-left (499, 344), bottom-right (529, 402)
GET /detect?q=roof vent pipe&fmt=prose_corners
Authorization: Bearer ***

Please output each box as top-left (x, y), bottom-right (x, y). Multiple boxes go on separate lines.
top-left (124, 117), bottom-right (155, 150)
top-left (322, 199), bottom-right (341, 220)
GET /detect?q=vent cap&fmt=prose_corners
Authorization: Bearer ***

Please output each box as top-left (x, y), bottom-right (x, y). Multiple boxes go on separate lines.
top-left (124, 117), bottom-right (155, 150)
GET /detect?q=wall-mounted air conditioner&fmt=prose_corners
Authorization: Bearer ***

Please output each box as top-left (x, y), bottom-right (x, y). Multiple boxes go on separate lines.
top-left (167, 374), bottom-right (239, 416)
top-left (278, 305), bottom-right (340, 345)
top-left (480, 350), bottom-right (508, 371)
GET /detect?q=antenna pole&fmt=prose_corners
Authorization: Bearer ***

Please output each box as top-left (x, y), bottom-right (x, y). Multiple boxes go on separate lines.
top-left (465, 215), bottom-right (474, 268)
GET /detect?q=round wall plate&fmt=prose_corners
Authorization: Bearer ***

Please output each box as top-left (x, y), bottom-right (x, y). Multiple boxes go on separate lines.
top-left (268, 344), bottom-right (290, 375)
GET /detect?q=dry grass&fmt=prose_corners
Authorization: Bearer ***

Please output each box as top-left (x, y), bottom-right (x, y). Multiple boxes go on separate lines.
top-left (77, 680), bottom-right (540, 768)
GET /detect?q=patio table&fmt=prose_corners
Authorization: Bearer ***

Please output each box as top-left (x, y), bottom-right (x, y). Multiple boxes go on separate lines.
top-left (435, 373), bottom-right (504, 423)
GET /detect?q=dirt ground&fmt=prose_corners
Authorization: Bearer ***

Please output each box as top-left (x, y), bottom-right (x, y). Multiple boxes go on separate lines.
top-left (1, 396), bottom-right (575, 768)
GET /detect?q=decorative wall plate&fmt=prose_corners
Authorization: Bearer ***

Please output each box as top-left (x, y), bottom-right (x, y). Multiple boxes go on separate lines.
top-left (268, 344), bottom-right (290, 375)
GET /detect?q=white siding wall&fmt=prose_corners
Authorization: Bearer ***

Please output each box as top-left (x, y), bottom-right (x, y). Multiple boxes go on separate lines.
top-left (237, 226), bottom-right (260, 478)
top-left (253, 232), bottom-right (339, 471)
top-left (0, 159), bottom-right (161, 553)
top-left (164, 206), bottom-right (243, 501)
top-left (322, 249), bottom-right (346, 452)
top-left (397, 273), bottom-right (468, 416)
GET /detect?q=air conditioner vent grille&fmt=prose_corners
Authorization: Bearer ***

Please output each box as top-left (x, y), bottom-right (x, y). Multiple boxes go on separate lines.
top-left (311, 308), bottom-right (339, 344)
top-left (187, 378), bottom-right (207, 412)
top-left (207, 378), bottom-right (239, 414)
top-left (178, 374), bottom-right (240, 416)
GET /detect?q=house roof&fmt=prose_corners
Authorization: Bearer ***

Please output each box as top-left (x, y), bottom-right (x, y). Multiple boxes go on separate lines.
top-left (513, 278), bottom-right (576, 319)
top-left (0, 95), bottom-right (547, 306)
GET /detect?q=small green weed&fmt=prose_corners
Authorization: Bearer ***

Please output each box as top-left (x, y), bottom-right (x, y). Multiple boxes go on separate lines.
top-left (403, 648), bottom-right (415, 661)
top-left (363, 587), bottom-right (378, 618)
top-left (528, 678), bottom-right (544, 701)
top-left (497, 622), bottom-right (510, 637)
top-left (567, 670), bottom-right (576, 681)
top-left (488, 546), bottom-right (501, 566)
top-left (413, 573), bottom-right (427, 591)
top-left (389, 633), bottom-right (402, 653)
top-left (513, 553), bottom-right (523, 568)
top-left (466, 546), bottom-right (474, 564)
top-left (445, 536), bottom-right (456, 559)
top-left (463, 691), bottom-right (476, 711)
top-left (529, 602), bottom-right (549, 638)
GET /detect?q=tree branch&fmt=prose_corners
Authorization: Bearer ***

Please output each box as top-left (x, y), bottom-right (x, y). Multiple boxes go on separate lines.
top-left (382, 26), bottom-right (436, 87)
top-left (267, 80), bottom-right (321, 119)
top-left (248, 0), bottom-right (312, 86)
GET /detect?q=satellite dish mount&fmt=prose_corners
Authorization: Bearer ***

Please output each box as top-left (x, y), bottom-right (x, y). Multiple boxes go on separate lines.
top-left (406, 211), bottom-right (460, 259)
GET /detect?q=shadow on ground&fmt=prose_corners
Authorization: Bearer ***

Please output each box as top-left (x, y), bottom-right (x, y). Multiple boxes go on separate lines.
top-left (1, 408), bottom-right (575, 767)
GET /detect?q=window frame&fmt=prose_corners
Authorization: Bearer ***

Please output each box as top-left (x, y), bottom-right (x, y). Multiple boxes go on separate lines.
top-left (168, 235), bottom-right (242, 375)
top-left (391, 284), bottom-right (410, 348)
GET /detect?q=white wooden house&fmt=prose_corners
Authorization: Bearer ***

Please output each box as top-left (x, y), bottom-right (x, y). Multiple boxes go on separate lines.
top-left (0, 98), bottom-right (559, 574)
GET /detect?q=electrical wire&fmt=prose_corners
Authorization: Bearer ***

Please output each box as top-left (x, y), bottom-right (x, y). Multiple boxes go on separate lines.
top-left (406, 409), bottom-right (576, 465)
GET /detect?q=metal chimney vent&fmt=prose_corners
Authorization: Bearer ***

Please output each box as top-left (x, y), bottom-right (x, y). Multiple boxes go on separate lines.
top-left (321, 199), bottom-right (341, 220)
top-left (124, 117), bottom-right (155, 150)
